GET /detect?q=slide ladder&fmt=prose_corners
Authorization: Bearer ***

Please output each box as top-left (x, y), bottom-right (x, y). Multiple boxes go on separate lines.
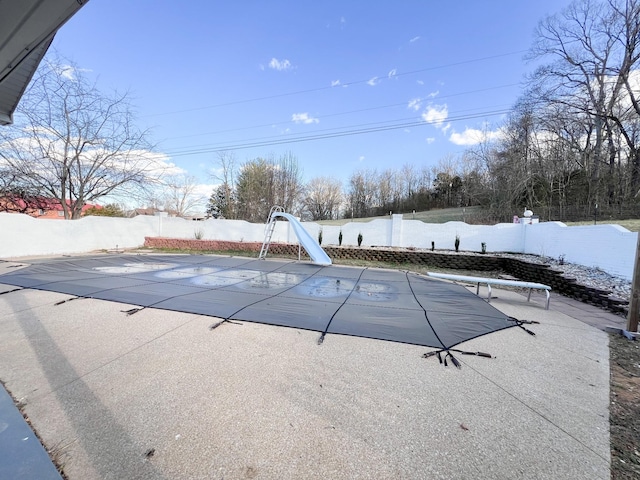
top-left (259, 206), bottom-right (284, 260)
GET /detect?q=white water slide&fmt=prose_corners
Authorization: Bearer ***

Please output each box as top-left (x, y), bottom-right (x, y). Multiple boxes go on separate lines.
top-left (271, 212), bottom-right (332, 266)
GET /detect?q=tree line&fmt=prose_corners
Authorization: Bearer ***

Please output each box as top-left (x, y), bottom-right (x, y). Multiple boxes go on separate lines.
top-left (206, 0), bottom-right (640, 224)
top-left (484, 0), bottom-right (640, 221)
top-left (206, 152), bottom-right (481, 222)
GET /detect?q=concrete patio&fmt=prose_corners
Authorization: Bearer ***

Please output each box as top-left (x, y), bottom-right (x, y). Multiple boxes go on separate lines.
top-left (0, 255), bottom-right (613, 479)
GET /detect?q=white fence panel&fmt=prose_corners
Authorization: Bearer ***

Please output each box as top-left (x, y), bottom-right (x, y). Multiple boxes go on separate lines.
top-left (523, 222), bottom-right (636, 279)
top-left (0, 213), bottom-right (636, 279)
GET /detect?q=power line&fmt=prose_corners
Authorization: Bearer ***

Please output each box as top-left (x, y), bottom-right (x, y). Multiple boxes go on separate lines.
top-left (164, 104), bottom-right (511, 156)
top-left (143, 50), bottom-right (526, 118)
top-left (164, 83), bottom-right (520, 142)
top-left (167, 108), bottom-right (510, 157)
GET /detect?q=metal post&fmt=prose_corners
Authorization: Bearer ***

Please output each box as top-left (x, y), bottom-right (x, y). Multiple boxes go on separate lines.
top-left (627, 230), bottom-right (640, 332)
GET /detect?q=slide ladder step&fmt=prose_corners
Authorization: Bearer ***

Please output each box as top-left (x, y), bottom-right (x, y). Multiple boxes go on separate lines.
top-left (259, 206), bottom-right (284, 260)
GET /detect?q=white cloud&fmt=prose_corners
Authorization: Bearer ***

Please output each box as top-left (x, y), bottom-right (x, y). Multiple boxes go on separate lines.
top-left (421, 104), bottom-right (448, 126)
top-left (292, 113), bottom-right (319, 124)
top-left (59, 65), bottom-right (77, 80)
top-left (367, 76), bottom-right (379, 86)
top-left (416, 80), bottom-right (424, 85)
top-left (268, 58), bottom-right (293, 71)
top-left (358, 155), bottom-right (365, 162)
top-left (449, 127), bottom-right (503, 146)
top-left (407, 98), bottom-right (422, 111)
top-left (428, 90), bottom-right (439, 98)
top-left (410, 36), bottom-right (420, 43)
top-left (604, 70), bottom-right (640, 113)
top-left (273, 124), bottom-right (291, 134)
top-left (193, 183), bottom-right (217, 199)
top-left (426, 137), bottom-right (435, 144)
top-left (331, 79), bottom-right (341, 87)
top-left (47, 62), bottom-right (92, 81)
top-left (388, 68), bottom-right (397, 79)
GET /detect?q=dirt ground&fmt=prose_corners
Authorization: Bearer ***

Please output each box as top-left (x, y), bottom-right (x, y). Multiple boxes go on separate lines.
top-left (609, 333), bottom-right (640, 479)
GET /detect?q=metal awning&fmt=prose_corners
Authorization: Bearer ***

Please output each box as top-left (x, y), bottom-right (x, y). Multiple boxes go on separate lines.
top-left (0, 0), bottom-right (89, 125)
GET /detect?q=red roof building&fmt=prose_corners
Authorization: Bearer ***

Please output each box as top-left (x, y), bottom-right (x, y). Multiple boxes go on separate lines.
top-left (0, 196), bottom-right (102, 219)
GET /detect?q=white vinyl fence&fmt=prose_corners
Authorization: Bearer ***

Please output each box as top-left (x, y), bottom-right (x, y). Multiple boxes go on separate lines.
top-left (0, 212), bottom-right (636, 279)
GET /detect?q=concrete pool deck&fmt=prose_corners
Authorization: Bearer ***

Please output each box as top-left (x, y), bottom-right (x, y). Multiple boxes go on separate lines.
top-left (0, 255), bottom-right (616, 479)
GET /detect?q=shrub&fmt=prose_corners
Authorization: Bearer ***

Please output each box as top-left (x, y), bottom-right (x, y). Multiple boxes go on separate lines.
top-left (357, 232), bottom-right (363, 247)
top-left (454, 235), bottom-right (460, 252)
top-left (481, 242), bottom-right (486, 254)
top-left (83, 203), bottom-right (125, 217)
top-left (194, 229), bottom-right (204, 240)
top-left (338, 230), bottom-right (343, 246)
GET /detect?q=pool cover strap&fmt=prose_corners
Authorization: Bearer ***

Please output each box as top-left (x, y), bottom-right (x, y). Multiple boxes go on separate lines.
top-left (0, 254), bottom-right (534, 354)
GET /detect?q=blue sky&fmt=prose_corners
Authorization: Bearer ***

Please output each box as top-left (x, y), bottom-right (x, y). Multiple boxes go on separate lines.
top-left (51, 0), bottom-right (573, 193)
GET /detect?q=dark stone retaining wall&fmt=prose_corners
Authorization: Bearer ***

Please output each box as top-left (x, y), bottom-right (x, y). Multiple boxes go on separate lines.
top-left (143, 237), bottom-right (628, 315)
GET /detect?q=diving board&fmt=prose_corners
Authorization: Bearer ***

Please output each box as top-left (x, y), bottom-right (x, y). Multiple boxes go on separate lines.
top-left (427, 272), bottom-right (551, 310)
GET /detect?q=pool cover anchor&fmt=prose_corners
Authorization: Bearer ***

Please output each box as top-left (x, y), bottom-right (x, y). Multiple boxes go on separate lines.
top-left (209, 319), bottom-right (243, 330)
top-left (54, 296), bottom-right (82, 306)
top-left (423, 348), bottom-right (493, 369)
top-left (507, 316), bottom-right (540, 336)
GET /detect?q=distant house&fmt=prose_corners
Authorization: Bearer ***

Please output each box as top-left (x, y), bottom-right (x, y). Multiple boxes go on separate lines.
top-left (128, 208), bottom-right (205, 221)
top-left (0, 196), bottom-right (102, 219)
top-left (130, 207), bottom-right (175, 217)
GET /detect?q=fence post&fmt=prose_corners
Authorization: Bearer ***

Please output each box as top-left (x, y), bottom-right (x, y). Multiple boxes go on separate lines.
top-left (627, 231), bottom-right (640, 332)
top-left (391, 214), bottom-right (403, 247)
top-left (155, 211), bottom-right (168, 237)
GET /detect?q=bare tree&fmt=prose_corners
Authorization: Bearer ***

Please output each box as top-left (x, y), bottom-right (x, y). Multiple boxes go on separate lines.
top-left (377, 169), bottom-right (394, 213)
top-left (162, 174), bottom-right (207, 217)
top-left (529, 0), bottom-right (640, 205)
top-left (0, 54), bottom-right (162, 219)
top-left (273, 151), bottom-right (304, 214)
top-left (302, 176), bottom-right (343, 220)
top-left (0, 167), bottom-right (52, 214)
top-left (346, 169), bottom-right (378, 218)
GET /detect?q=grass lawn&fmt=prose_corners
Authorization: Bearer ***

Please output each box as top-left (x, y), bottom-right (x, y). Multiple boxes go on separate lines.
top-left (565, 219), bottom-right (640, 232)
top-left (317, 206), bottom-right (482, 226)
top-left (317, 207), bottom-right (640, 232)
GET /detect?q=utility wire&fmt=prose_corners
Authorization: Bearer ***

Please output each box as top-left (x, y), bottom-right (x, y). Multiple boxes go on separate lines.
top-left (164, 105), bottom-right (510, 156)
top-left (143, 50), bottom-right (526, 118)
top-left (164, 83), bottom-right (520, 142)
top-left (167, 108), bottom-right (510, 157)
